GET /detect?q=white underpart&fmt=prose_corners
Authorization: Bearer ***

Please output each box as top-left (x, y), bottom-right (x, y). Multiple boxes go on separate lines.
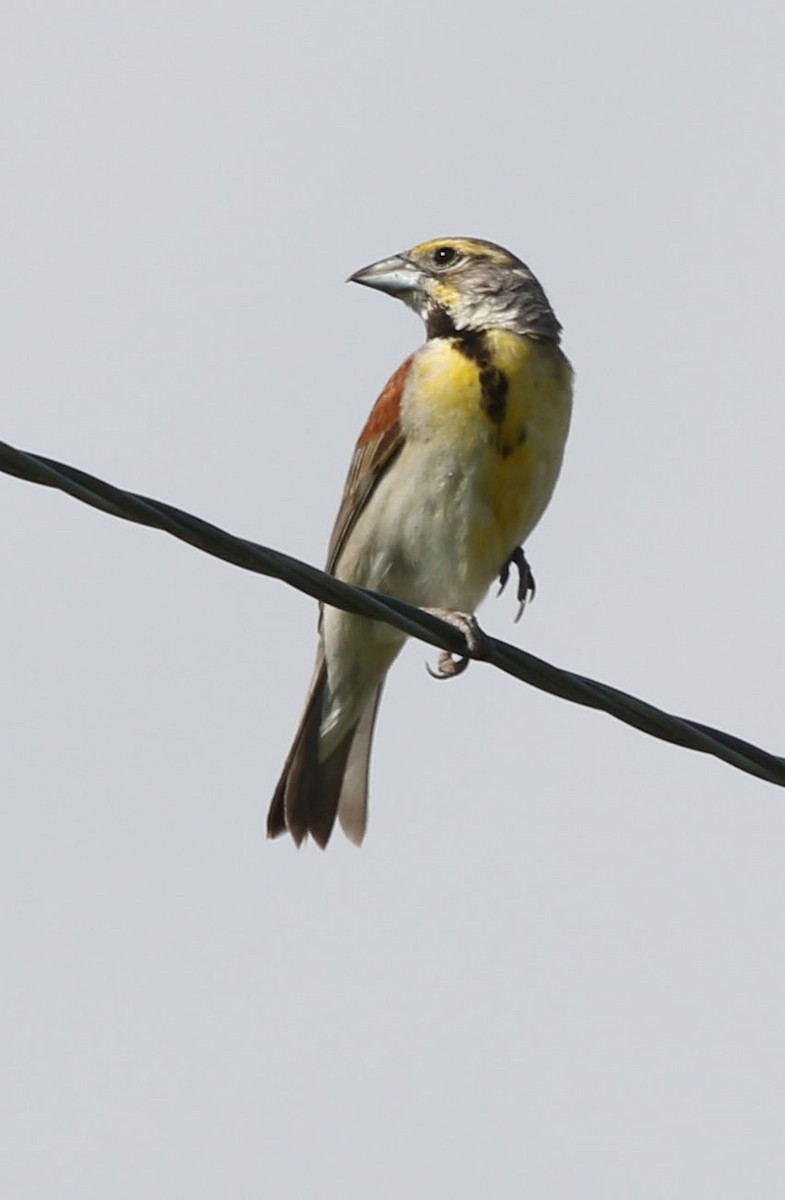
top-left (318, 335), bottom-right (571, 760)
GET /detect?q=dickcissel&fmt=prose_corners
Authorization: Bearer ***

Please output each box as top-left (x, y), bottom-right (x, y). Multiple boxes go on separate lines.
top-left (268, 237), bottom-right (573, 848)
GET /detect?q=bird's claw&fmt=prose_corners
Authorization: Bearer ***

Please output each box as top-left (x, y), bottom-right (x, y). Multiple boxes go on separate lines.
top-left (497, 546), bottom-right (536, 622)
top-left (423, 610), bottom-right (486, 681)
top-left (426, 649), bottom-right (471, 680)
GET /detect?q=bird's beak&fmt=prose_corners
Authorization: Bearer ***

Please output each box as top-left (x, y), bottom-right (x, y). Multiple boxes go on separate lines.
top-left (347, 254), bottom-right (426, 298)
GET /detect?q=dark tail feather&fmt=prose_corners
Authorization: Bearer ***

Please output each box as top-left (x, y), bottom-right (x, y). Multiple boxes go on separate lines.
top-left (267, 658), bottom-right (381, 849)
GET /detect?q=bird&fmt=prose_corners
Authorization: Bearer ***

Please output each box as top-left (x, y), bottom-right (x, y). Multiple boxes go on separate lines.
top-left (267, 236), bottom-right (573, 848)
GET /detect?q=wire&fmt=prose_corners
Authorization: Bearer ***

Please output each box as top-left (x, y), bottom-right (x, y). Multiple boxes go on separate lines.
top-left (2, 436), bottom-right (784, 789)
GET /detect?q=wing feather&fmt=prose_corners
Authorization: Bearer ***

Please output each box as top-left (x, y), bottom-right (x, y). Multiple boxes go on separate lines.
top-left (325, 356), bottom-right (412, 574)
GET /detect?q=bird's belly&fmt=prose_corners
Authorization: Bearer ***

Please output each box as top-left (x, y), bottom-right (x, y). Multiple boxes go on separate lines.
top-left (380, 445), bottom-right (552, 608)
top-left (362, 329), bottom-right (573, 610)
top-left (321, 333), bottom-right (571, 745)
top-left (338, 418), bottom-right (565, 615)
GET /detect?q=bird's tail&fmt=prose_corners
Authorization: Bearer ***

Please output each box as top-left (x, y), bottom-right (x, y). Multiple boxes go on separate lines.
top-left (267, 656), bottom-right (383, 848)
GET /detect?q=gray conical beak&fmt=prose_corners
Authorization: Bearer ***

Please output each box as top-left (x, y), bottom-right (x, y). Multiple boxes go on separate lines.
top-left (347, 254), bottom-right (426, 298)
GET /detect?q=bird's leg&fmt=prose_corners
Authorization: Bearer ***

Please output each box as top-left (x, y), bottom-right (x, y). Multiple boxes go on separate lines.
top-left (423, 609), bottom-right (488, 680)
top-left (497, 545), bottom-right (536, 622)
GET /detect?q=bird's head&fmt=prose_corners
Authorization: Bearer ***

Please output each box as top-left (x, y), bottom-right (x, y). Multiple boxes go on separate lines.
top-left (349, 236), bottom-right (561, 342)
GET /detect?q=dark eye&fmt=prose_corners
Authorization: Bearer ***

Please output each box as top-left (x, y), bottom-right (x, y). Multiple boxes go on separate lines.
top-left (432, 245), bottom-right (458, 268)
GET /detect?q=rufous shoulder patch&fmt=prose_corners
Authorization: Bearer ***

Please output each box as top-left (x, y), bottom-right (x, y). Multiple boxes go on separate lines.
top-left (358, 356), bottom-right (413, 445)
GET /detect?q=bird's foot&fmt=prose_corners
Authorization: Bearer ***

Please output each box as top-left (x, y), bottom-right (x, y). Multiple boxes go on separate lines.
top-left (497, 546), bottom-right (536, 622)
top-left (423, 609), bottom-right (487, 680)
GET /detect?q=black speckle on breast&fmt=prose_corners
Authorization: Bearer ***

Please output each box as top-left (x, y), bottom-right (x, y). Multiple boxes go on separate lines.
top-left (498, 427), bottom-right (528, 460)
top-left (455, 330), bottom-right (509, 426)
top-left (479, 364), bottom-right (508, 424)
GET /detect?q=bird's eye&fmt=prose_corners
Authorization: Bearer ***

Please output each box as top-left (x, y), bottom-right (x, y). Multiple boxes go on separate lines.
top-left (432, 245), bottom-right (458, 268)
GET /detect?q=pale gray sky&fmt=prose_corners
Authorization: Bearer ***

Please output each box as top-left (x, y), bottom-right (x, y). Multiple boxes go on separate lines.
top-left (3, 2), bottom-right (785, 1196)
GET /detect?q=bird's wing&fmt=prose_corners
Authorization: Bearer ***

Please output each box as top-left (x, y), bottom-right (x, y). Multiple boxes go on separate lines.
top-left (325, 355), bottom-right (412, 574)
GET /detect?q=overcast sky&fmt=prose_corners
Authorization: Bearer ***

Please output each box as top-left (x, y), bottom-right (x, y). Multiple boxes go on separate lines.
top-left (3, 2), bottom-right (785, 1196)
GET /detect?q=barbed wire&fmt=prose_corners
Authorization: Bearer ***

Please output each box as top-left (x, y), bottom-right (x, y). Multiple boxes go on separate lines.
top-left (2, 436), bottom-right (784, 790)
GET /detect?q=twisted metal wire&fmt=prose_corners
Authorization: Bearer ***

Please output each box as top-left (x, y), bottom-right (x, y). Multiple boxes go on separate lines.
top-left (2, 437), bottom-right (783, 789)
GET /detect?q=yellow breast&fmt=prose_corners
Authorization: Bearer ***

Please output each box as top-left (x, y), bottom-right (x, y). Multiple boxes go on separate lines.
top-left (402, 329), bottom-right (573, 586)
